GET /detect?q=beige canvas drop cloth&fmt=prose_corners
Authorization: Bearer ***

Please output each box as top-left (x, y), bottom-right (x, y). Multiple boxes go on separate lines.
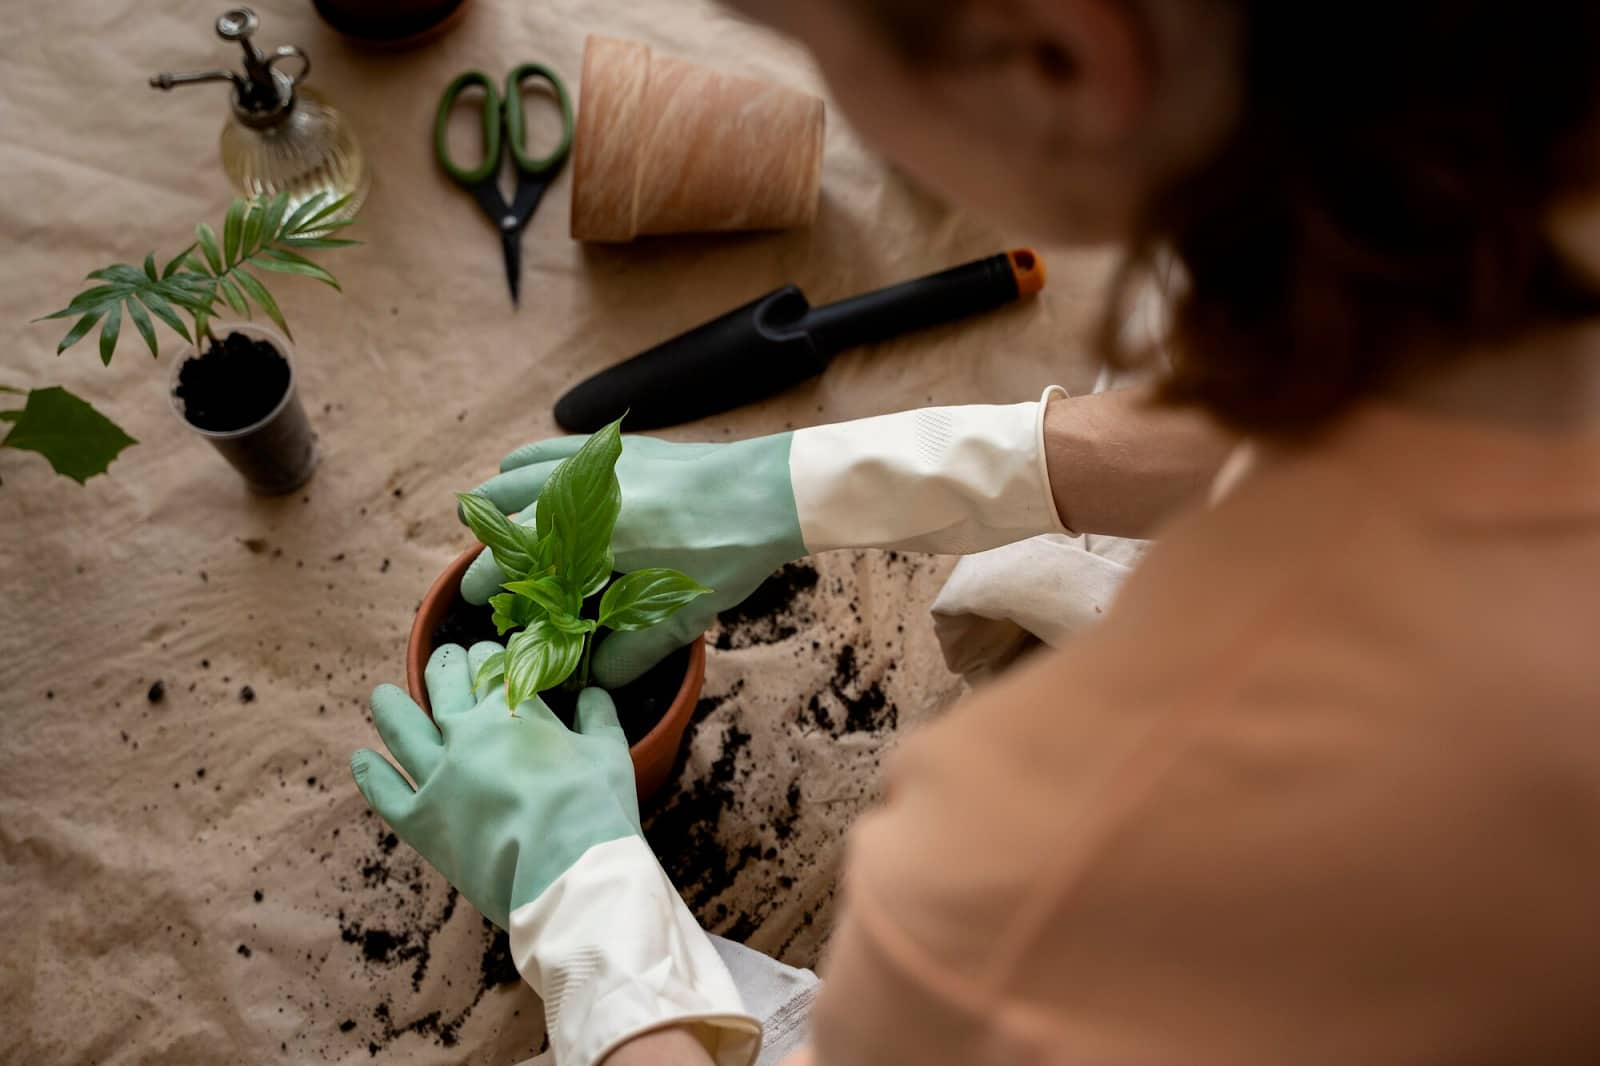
top-left (0, 1), bottom-right (1112, 1061)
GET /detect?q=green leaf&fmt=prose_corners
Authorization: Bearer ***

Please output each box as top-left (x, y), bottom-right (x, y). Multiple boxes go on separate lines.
top-left (223, 198), bottom-right (245, 266)
top-left (281, 193), bottom-right (326, 236)
top-left (457, 492), bottom-right (543, 580)
top-left (37, 285), bottom-right (121, 320)
top-left (54, 310), bottom-right (102, 355)
top-left (0, 385), bottom-right (22, 394)
top-left (87, 264), bottom-right (145, 284)
top-left (125, 297), bottom-right (158, 358)
top-left (1, 386), bottom-right (135, 483)
top-left (488, 592), bottom-right (539, 636)
top-left (252, 247), bottom-right (340, 290)
top-left (136, 292), bottom-right (192, 343)
top-left (472, 650), bottom-right (507, 694)
top-left (504, 623), bottom-right (584, 709)
top-left (195, 223), bottom-right (223, 273)
top-left (304, 192), bottom-right (353, 228)
top-left (598, 568), bottom-right (713, 632)
top-left (534, 418), bottom-right (623, 597)
top-left (0, 411), bottom-right (19, 423)
top-left (241, 198), bottom-right (265, 257)
top-left (98, 302), bottom-right (121, 366)
top-left (217, 277), bottom-right (249, 317)
top-left (277, 236), bottom-right (361, 250)
top-left (501, 573), bottom-right (580, 620)
top-left (161, 243), bottom-right (197, 279)
top-left (233, 269), bottom-right (290, 339)
top-left (143, 253), bottom-right (158, 281)
top-left (260, 192), bottom-right (290, 243)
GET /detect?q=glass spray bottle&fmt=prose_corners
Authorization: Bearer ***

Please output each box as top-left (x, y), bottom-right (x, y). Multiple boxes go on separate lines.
top-left (151, 7), bottom-right (369, 221)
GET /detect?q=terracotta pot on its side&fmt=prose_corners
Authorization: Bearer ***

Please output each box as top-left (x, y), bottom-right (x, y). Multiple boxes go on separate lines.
top-left (570, 34), bottom-right (826, 242)
top-left (406, 546), bottom-right (706, 803)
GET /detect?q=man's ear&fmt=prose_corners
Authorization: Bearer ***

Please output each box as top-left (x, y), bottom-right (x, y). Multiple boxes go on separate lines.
top-left (1021, 0), bottom-right (1150, 144)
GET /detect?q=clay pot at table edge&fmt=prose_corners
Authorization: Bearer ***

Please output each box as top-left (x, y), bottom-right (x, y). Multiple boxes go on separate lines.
top-left (406, 545), bottom-right (706, 804)
top-left (167, 320), bottom-right (320, 495)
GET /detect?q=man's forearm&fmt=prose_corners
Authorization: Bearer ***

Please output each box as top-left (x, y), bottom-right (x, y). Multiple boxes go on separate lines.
top-left (600, 1025), bottom-right (719, 1066)
top-left (1044, 385), bottom-right (1233, 538)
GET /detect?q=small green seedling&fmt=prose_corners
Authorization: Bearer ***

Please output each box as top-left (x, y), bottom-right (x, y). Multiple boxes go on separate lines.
top-left (12, 191), bottom-right (357, 484)
top-left (457, 417), bottom-right (711, 711)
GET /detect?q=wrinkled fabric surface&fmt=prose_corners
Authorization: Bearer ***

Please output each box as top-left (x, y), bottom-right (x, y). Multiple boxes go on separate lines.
top-left (0, 0), bottom-right (1109, 1061)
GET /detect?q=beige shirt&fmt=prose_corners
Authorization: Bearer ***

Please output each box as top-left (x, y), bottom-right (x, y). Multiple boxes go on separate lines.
top-left (792, 405), bottom-right (1600, 1065)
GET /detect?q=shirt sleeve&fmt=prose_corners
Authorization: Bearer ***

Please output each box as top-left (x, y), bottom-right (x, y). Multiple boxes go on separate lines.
top-left (795, 472), bottom-right (1599, 1066)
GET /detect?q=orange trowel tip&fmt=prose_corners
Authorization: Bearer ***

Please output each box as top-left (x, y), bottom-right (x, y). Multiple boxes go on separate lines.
top-left (1007, 248), bottom-right (1047, 297)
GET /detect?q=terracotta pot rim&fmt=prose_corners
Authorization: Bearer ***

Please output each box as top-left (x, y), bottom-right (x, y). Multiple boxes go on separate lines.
top-left (405, 545), bottom-right (704, 769)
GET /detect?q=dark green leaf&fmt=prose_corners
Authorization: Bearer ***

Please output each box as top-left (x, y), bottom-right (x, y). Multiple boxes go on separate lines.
top-left (195, 223), bottom-right (223, 273)
top-left (217, 277), bottom-right (249, 317)
top-left (281, 193), bottom-right (326, 236)
top-left (534, 418), bottom-right (623, 597)
top-left (87, 264), bottom-right (145, 284)
top-left (457, 492), bottom-right (542, 580)
top-left (305, 192), bottom-right (353, 227)
top-left (136, 292), bottom-right (192, 343)
top-left (252, 247), bottom-right (340, 289)
top-left (233, 269), bottom-right (289, 339)
top-left (241, 198), bottom-right (265, 256)
top-left (501, 573), bottom-right (579, 621)
top-left (260, 192), bottom-right (290, 243)
top-left (98, 303), bottom-right (121, 365)
top-left (472, 649), bottom-right (507, 693)
top-left (598, 568), bottom-right (712, 632)
top-left (488, 592), bottom-right (539, 636)
top-left (0, 410), bottom-right (19, 423)
top-left (143, 253), bottom-right (158, 281)
top-left (2, 386), bottom-right (135, 483)
top-left (63, 284), bottom-right (128, 312)
top-left (54, 311), bottom-right (102, 354)
top-left (277, 236), bottom-right (361, 250)
top-left (223, 198), bottom-right (245, 266)
top-left (161, 243), bottom-right (197, 279)
top-left (504, 623), bottom-right (584, 709)
top-left (0, 386), bottom-right (22, 394)
top-left (125, 297), bottom-right (158, 358)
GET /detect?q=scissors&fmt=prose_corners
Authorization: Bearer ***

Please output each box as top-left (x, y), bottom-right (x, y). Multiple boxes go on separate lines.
top-left (433, 63), bottom-right (574, 307)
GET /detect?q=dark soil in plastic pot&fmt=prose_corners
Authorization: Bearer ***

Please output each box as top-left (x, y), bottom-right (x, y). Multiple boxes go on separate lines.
top-left (174, 332), bottom-right (289, 432)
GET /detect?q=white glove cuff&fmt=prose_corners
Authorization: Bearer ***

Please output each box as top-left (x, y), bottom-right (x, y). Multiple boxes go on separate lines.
top-left (510, 836), bottom-right (761, 1066)
top-left (790, 386), bottom-right (1070, 554)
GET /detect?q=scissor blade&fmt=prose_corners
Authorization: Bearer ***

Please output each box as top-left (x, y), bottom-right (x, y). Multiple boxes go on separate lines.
top-left (502, 230), bottom-right (522, 308)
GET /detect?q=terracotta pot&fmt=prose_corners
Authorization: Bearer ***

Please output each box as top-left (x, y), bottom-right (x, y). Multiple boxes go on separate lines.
top-left (311, 0), bottom-right (472, 50)
top-left (406, 546), bottom-right (706, 802)
top-left (570, 34), bottom-right (826, 242)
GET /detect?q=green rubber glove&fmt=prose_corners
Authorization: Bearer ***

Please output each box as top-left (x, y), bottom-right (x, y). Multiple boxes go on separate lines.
top-left (350, 641), bottom-right (640, 927)
top-left (351, 642), bottom-right (759, 1066)
top-left (461, 433), bottom-right (807, 688)
top-left (462, 395), bottom-right (1068, 688)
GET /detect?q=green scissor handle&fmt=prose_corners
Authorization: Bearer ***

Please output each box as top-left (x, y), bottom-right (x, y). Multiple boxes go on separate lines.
top-left (503, 62), bottom-right (574, 175)
top-left (434, 69), bottom-right (502, 186)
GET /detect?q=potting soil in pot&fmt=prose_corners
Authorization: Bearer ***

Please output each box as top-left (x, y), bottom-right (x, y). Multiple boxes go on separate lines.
top-left (428, 592), bottom-right (692, 746)
top-left (174, 332), bottom-right (290, 432)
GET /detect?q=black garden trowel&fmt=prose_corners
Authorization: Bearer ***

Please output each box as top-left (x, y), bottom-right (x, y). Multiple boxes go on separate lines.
top-left (553, 249), bottom-right (1047, 432)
